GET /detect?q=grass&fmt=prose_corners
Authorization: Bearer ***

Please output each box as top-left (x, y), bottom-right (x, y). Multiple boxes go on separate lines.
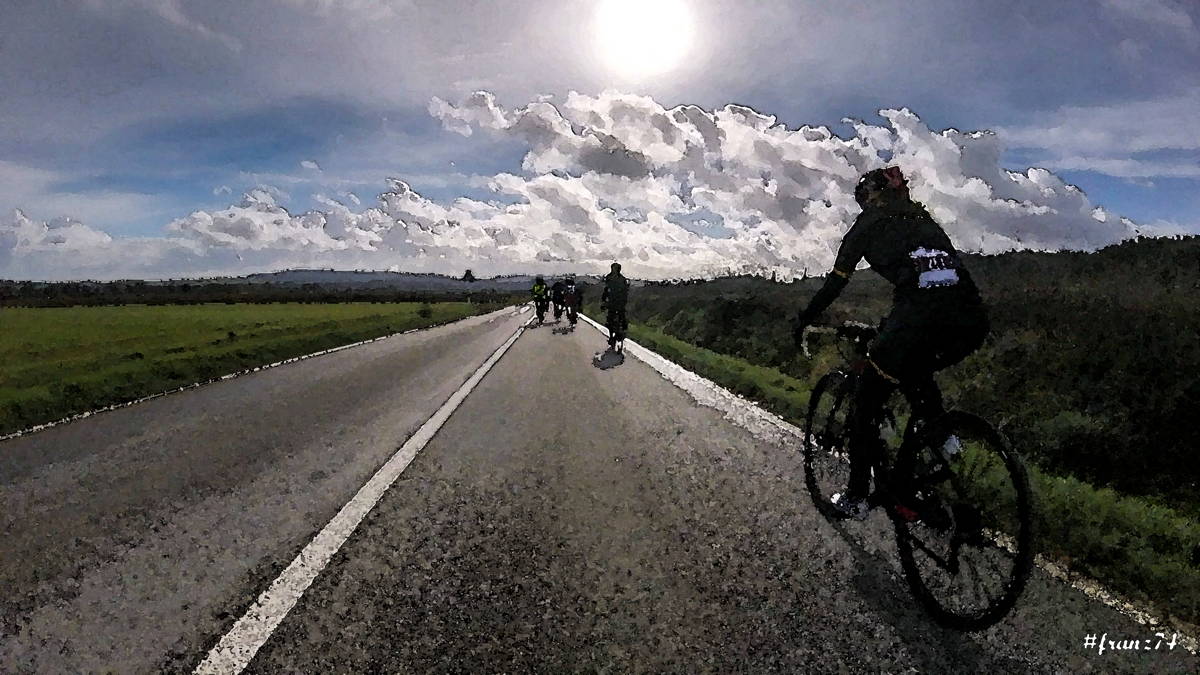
top-left (0, 302), bottom-right (501, 435)
top-left (625, 320), bottom-right (1200, 627)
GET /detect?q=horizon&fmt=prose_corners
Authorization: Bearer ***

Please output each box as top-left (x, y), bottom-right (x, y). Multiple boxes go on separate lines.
top-left (5, 229), bottom-right (1196, 285)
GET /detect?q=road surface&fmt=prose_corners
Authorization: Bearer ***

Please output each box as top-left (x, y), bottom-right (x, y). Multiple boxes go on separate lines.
top-left (1, 308), bottom-right (1195, 673)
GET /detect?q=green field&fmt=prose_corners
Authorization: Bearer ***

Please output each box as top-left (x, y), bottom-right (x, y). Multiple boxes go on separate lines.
top-left (0, 302), bottom-right (501, 435)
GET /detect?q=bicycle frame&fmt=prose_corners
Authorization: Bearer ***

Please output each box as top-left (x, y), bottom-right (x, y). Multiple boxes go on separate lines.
top-left (803, 324), bottom-right (939, 515)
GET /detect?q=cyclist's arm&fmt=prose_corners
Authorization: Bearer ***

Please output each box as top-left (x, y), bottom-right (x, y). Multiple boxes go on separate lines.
top-left (798, 220), bottom-right (866, 324)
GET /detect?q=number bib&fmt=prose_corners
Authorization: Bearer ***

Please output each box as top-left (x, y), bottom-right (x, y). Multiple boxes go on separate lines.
top-left (909, 247), bottom-right (960, 288)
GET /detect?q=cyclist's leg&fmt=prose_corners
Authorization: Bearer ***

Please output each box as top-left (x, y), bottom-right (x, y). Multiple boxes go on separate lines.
top-left (847, 366), bottom-right (896, 499)
top-left (882, 301), bottom-right (988, 433)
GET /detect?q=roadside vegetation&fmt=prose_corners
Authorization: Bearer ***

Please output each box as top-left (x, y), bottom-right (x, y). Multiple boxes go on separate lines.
top-left (0, 301), bottom-right (506, 435)
top-left (584, 233), bottom-right (1200, 626)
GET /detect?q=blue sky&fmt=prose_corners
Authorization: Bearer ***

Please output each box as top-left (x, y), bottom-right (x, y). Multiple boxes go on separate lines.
top-left (1, 0), bottom-right (1198, 279)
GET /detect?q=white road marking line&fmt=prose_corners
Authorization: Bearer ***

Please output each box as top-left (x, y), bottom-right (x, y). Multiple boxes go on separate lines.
top-left (0, 306), bottom-right (518, 443)
top-left (578, 312), bottom-right (1199, 653)
top-left (194, 315), bottom-right (532, 674)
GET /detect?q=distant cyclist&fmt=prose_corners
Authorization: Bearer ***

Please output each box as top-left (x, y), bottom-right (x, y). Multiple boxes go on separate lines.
top-left (793, 166), bottom-right (990, 520)
top-left (600, 262), bottom-right (630, 351)
top-left (531, 275), bottom-right (550, 325)
top-left (562, 274), bottom-right (582, 328)
top-left (551, 278), bottom-right (566, 321)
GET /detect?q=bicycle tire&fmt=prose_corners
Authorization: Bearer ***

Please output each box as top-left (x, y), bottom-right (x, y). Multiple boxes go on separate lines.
top-left (892, 411), bottom-right (1034, 631)
top-left (802, 370), bottom-right (856, 520)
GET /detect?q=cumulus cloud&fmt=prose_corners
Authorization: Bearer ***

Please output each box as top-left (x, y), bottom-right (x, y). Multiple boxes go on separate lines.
top-left (998, 91), bottom-right (1200, 179)
top-left (4, 91), bottom-right (1145, 281)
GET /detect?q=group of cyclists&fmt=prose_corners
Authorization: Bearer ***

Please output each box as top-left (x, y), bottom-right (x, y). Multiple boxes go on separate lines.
top-left (526, 166), bottom-right (986, 520)
top-left (530, 262), bottom-right (630, 352)
top-left (531, 274), bottom-right (578, 326)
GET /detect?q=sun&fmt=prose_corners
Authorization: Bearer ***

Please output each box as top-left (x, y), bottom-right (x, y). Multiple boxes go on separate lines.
top-left (594, 0), bottom-right (695, 80)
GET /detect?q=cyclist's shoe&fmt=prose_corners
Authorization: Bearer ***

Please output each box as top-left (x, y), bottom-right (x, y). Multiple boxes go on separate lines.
top-left (893, 503), bottom-right (921, 523)
top-left (941, 434), bottom-right (963, 459)
top-left (831, 492), bottom-right (870, 521)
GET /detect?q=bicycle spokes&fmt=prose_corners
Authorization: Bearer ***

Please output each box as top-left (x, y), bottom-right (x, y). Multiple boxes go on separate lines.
top-left (803, 371), bottom-right (857, 519)
top-left (893, 412), bottom-right (1034, 631)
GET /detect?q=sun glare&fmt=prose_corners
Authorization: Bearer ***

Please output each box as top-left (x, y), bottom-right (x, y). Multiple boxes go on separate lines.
top-left (594, 0), bottom-right (695, 80)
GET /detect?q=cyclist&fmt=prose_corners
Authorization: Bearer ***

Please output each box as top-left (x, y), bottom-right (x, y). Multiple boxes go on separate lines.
top-left (551, 278), bottom-right (566, 321)
top-left (600, 262), bottom-right (630, 351)
top-left (793, 166), bottom-right (990, 520)
top-left (563, 274), bottom-right (582, 327)
top-left (531, 275), bottom-right (550, 324)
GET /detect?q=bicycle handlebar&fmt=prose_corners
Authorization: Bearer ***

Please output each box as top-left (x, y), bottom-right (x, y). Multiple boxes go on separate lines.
top-left (801, 321), bottom-right (877, 359)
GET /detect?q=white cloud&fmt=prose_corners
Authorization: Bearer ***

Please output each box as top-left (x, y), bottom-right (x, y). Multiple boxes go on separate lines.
top-left (4, 91), bottom-right (1145, 281)
top-left (998, 91), bottom-right (1200, 158)
top-left (0, 159), bottom-right (168, 234)
top-left (167, 188), bottom-right (346, 251)
top-left (1038, 156), bottom-right (1200, 179)
top-left (300, 159), bottom-right (322, 171)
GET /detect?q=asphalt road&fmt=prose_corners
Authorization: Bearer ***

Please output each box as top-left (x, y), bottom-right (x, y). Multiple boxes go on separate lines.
top-left (247, 316), bottom-right (1195, 674)
top-left (0, 307), bottom-right (529, 673)
top-left (2, 308), bottom-right (1196, 673)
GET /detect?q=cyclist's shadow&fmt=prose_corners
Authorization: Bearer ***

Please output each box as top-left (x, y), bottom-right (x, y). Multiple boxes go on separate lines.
top-left (824, 518), bottom-right (1031, 672)
top-left (592, 349), bottom-right (624, 369)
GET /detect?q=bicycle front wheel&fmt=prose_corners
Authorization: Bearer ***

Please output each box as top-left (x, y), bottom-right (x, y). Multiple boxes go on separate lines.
top-left (803, 370), bottom-right (856, 519)
top-left (892, 411), bottom-right (1034, 631)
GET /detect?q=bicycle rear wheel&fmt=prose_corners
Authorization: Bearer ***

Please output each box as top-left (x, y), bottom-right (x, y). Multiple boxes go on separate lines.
top-left (803, 370), bottom-right (856, 519)
top-left (892, 411), bottom-right (1034, 631)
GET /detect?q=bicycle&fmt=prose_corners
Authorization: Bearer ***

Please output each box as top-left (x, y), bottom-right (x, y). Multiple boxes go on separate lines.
top-left (801, 322), bottom-right (1034, 631)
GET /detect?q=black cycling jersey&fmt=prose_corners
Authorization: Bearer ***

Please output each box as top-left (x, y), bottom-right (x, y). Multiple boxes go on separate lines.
top-left (601, 272), bottom-right (629, 307)
top-left (802, 199), bottom-right (980, 324)
top-left (836, 200), bottom-right (979, 301)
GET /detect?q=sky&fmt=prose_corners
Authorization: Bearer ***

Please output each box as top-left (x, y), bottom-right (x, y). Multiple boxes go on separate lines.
top-left (1, 0), bottom-right (1198, 280)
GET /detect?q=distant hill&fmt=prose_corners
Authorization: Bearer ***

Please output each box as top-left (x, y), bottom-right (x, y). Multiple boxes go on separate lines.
top-left (235, 269), bottom-right (536, 292)
top-left (176, 269), bottom-right (606, 292)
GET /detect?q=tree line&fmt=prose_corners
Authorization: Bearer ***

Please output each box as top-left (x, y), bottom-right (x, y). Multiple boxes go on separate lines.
top-left (0, 280), bottom-right (524, 308)
top-left (623, 234), bottom-right (1200, 516)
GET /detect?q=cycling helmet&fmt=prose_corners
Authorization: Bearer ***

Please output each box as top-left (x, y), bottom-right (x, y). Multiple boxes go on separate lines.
top-left (854, 166), bottom-right (909, 207)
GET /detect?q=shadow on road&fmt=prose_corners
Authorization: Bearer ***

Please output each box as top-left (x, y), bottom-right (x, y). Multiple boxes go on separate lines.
top-left (820, 516), bottom-right (1036, 673)
top-left (592, 350), bottom-right (625, 370)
